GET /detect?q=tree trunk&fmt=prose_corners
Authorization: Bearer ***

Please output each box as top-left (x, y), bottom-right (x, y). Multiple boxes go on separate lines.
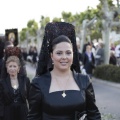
top-left (80, 17), bottom-right (96, 52)
top-left (101, 0), bottom-right (113, 64)
top-left (102, 30), bottom-right (111, 64)
top-left (80, 29), bottom-right (86, 52)
top-left (117, 0), bottom-right (120, 8)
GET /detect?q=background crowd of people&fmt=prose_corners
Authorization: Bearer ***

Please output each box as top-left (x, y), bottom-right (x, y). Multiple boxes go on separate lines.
top-left (76, 40), bottom-right (120, 79)
top-left (21, 46), bottom-right (38, 68)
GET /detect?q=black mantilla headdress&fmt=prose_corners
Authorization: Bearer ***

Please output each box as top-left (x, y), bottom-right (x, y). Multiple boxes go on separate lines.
top-left (36, 22), bottom-right (80, 76)
top-left (1, 47), bottom-right (27, 79)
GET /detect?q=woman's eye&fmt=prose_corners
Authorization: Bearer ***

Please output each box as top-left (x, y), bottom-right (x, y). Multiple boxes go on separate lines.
top-left (56, 52), bottom-right (62, 55)
top-left (66, 52), bottom-right (71, 55)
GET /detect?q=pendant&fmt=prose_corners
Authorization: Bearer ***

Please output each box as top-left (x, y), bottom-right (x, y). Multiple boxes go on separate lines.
top-left (62, 91), bottom-right (66, 98)
top-left (13, 85), bottom-right (17, 89)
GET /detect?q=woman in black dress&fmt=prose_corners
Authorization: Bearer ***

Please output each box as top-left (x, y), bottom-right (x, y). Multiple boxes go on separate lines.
top-left (0, 47), bottom-right (30, 120)
top-left (83, 45), bottom-right (95, 78)
top-left (27, 22), bottom-right (101, 120)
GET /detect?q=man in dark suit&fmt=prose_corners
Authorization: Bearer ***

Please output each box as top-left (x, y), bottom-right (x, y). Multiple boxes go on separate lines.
top-left (95, 43), bottom-right (104, 66)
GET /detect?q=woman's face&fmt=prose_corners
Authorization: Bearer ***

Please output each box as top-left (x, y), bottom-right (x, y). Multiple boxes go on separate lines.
top-left (6, 61), bottom-right (20, 77)
top-left (86, 45), bottom-right (91, 52)
top-left (51, 42), bottom-right (73, 71)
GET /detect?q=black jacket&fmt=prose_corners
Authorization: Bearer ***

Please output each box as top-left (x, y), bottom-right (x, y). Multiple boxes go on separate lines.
top-left (27, 71), bottom-right (101, 120)
top-left (0, 76), bottom-right (30, 120)
top-left (83, 52), bottom-right (95, 74)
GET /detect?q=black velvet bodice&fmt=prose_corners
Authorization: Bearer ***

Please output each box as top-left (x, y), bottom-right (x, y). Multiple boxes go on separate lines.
top-left (12, 87), bottom-right (24, 103)
top-left (28, 72), bottom-right (101, 120)
top-left (42, 90), bottom-right (85, 119)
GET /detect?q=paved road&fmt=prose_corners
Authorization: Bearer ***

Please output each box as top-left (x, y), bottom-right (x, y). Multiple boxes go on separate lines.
top-left (92, 78), bottom-right (120, 120)
top-left (26, 63), bottom-right (120, 120)
top-left (26, 62), bottom-right (36, 80)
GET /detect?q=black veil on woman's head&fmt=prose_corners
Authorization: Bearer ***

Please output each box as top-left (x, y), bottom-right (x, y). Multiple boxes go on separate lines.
top-left (36, 22), bottom-right (80, 76)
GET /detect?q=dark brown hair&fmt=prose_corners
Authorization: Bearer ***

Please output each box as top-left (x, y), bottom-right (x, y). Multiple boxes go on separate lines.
top-left (50, 35), bottom-right (72, 53)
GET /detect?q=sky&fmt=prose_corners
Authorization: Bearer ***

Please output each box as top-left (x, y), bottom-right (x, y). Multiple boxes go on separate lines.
top-left (0, 0), bottom-right (100, 34)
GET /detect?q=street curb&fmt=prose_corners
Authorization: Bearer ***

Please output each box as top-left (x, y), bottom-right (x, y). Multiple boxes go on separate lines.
top-left (92, 77), bottom-right (120, 89)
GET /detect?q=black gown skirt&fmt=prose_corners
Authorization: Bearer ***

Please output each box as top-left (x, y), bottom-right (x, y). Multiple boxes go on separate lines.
top-left (3, 88), bottom-right (28, 120)
top-left (41, 90), bottom-right (85, 120)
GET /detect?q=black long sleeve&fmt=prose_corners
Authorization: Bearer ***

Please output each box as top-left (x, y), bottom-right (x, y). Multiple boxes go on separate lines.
top-left (27, 78), bottom-right (42, 120)
top-left (85, 77), bottom-right (101, 120)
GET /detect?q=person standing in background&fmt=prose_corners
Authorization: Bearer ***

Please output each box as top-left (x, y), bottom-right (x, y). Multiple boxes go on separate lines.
top-left (115, 42), bottom-right (120, 66)
top-left (109, 51), bottom-right (117, 65)
top-left (83, 45), bottom-right (95, 78)
top-left (95, 43), bottom-right (104, 66)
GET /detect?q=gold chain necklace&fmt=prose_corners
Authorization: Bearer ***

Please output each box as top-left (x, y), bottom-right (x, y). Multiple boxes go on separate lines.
top-left (54, 73), bottom-right (70, 98)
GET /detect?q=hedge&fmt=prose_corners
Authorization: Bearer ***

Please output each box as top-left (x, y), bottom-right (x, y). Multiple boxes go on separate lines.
top-left (93, 64), bottom-right (120, 83)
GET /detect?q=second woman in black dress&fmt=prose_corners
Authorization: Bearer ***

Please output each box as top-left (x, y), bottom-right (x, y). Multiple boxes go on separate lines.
top-left (0, 47), bottom-right (30, 120)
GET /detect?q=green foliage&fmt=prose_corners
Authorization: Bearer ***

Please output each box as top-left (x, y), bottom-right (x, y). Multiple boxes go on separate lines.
top-left (19, 28), bottom-right (27, 41)
top-left (40, 16), bottom-right (50, 29)
top-left (89, 19), bottom-right (102, 40)
top-left (108, 0), bottom-right (114, 7)
top-left (90, 30), bottom-right (102, 40)
top-left (62, 11), bottom-right (75, 23)
top-left (52, 17), bottom-right (61, 22)
top-left (93, 64), bottom-right (120, 83)
top-left (61, 7), bottom-right (102, 40)
top-left (98, 0), bottom-right (115, 19)
top-left (19, 20), bottom-right (38, 42)
top-left (99, 0), bottom-right (114, 7)
top-left (19, 0), bottom-right (119, 42)
top-left (114, 40), bottom-right (120, 46)
top-left (72, 7), bottom-right (100, 24)
top-left (27, 20), bottom-right (38, 36)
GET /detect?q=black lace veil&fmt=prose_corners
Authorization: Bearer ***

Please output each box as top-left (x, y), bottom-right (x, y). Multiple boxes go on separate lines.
top-left (36, 22), bottom-right (80, 76)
